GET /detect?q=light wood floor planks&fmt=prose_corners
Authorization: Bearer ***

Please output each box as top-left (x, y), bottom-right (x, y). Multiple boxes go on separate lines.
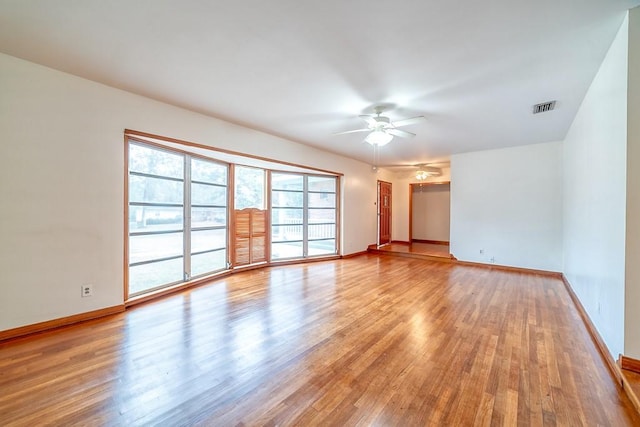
top-left (1, 255), bottom-right (638, 425)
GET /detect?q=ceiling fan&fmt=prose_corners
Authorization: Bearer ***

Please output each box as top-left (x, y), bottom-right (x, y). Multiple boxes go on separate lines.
top-left (335, 106), bottom-right (426, 146)
top-left (377, 163), bottom-right (444, 180)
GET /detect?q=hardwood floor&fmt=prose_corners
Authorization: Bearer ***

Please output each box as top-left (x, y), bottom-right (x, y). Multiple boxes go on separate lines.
top-left (369, 242), bottom-right (455, 261)
top-left (1, 255), bottom-right (638, 426)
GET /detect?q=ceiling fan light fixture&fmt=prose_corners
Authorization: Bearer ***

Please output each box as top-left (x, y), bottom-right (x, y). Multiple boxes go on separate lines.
top-left (415, 170), bottom-right (430, 180)
top-left (365, 130), bottom-right (393, 146)
top-left (415, 166), bottom-right (442, 180)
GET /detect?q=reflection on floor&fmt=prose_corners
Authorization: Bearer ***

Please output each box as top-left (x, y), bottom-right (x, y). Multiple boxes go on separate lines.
top-left (367, 241), bottom-right (456, 262)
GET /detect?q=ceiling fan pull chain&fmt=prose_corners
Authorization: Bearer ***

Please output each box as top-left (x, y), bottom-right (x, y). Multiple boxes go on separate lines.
top-left (373, 144), bottom-right (378, 169)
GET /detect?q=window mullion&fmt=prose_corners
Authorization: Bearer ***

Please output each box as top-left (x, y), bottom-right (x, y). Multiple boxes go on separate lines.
top-left (183, 154), bottom-right (192, 281)
top-left (303, 176), bottom-right (309, 258)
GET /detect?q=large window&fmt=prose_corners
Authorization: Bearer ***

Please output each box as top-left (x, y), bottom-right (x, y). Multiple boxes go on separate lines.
top-left (126, 134), bottom-right (340, 298)
top-left (307, 176), bottom-right (337, 256)
top-left (128, 142), bottom-right (228, 296)
top-left (271, 173), bottom-right (304, 259)
top-left (271, 173), bottom-right (337, 260)
top-left (189, 158), bottom-right (228, 277)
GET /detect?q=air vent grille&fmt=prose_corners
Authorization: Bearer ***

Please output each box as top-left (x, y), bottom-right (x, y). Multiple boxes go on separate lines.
top-left (533, 101), bottom-right (556, 114)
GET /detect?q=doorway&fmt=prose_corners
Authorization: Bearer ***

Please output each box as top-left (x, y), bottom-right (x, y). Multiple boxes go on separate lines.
top-left (232, 166), bottom-right (268, 267)
top-left (378, 180), bottom-right (392, 246)
top-left (409, 182), bottom-right (450, 247)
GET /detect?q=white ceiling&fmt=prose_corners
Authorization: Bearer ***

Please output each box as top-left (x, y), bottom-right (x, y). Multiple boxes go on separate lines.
top-left (0, 1), bottom-right (637, 167)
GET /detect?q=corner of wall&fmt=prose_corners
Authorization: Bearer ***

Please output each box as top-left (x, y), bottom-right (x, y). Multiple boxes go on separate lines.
top-left (624, 5), bottom-right (640, 359)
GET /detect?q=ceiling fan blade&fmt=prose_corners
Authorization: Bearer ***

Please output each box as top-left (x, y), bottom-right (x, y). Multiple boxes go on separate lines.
top-left (333, 128), bottom-right (370, 135)
top-left (387, 128), bottom-right (415, 138)
top-left (392, 116), bottom-right (426, 127)
top-left (359, 115), bottom-right (378, 127)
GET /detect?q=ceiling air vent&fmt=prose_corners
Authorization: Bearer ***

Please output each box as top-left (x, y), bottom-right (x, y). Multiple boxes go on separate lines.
top-left (533, 101), bottom-right (556, 114)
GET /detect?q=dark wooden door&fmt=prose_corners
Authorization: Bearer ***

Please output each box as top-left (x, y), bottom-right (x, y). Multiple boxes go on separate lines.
top-left (378, 181), bottom-right (392, 246)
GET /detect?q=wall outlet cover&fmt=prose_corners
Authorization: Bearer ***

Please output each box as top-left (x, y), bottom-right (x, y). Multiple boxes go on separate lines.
top-left (81, 284), bottom-right (93, 297)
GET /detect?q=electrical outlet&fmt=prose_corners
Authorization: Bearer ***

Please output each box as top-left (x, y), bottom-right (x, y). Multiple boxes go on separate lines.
top-left (81, 284), bottom-right (93, 297)
top-left (490, 257), bottom-right (495, 263)
top-left (479, 249), bottom-right (484, 254)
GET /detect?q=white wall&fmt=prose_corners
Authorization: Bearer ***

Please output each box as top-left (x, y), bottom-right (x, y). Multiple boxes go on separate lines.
top-left (625, 7), bottom-right (640, 359)
top-left (0, 53), bottom-right (380, 331)
top-left (450, 142), bottom-right (563, 271)
top-left (563, 14), bottom-right (628, 359)
top-left (412, 184), bottom-right (451, 242)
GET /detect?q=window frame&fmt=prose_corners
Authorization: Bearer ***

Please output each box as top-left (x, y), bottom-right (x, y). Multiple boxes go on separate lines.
top-left (124, 130), bottom-right (342, 302)
top-left (126, 140), bottom-right (230, 298)
top-left (270, 171), bottom-right (338, 261)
